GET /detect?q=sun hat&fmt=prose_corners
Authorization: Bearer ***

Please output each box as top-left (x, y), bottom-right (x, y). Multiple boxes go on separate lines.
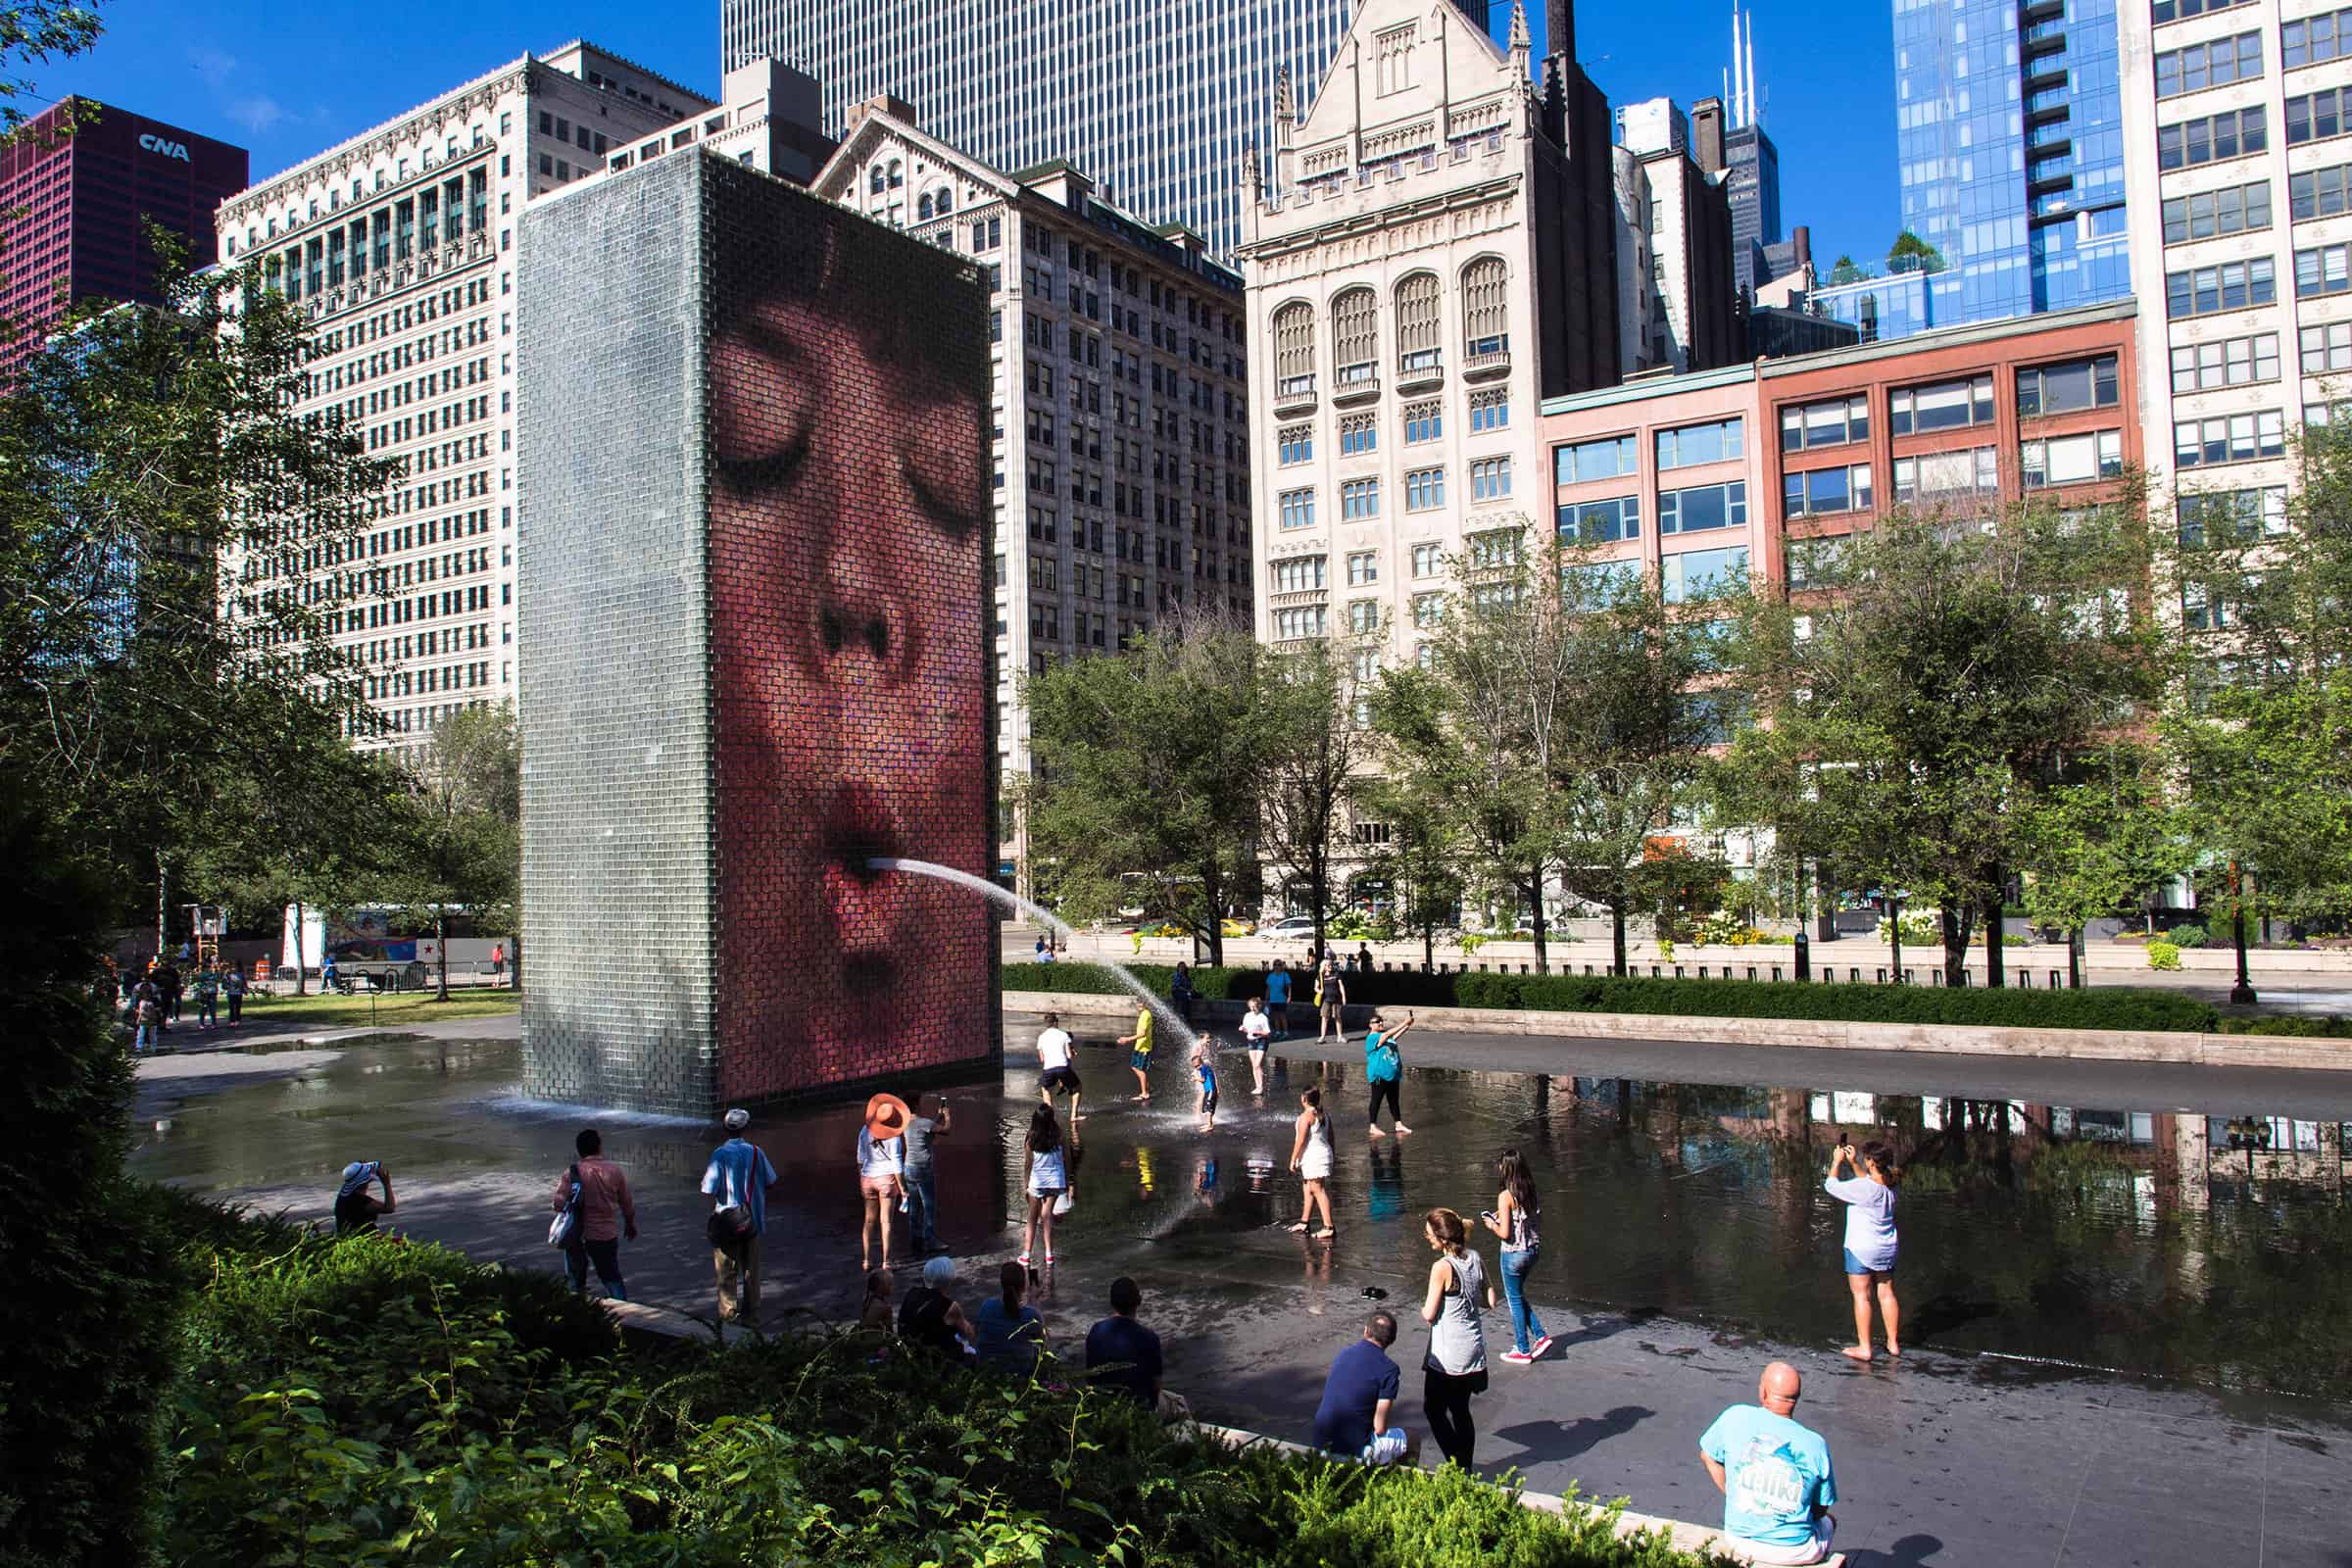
top-left (723, 1107), bottom-right (751, 1131)
top-left (864, 1092), bottom-right (912, 1143)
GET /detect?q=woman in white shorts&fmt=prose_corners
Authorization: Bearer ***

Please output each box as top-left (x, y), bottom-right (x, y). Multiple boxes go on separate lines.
top-left (1240, 998), bottom-right (1272, 1093)
top-left (1287, 1086), bottom-right (1336, 1238)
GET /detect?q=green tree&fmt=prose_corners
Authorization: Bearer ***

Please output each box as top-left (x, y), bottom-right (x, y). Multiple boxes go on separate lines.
top-left (1827, 253), bottom-right (1872, 286)
top-left (1256, 637), bottom-right (1375, 961)
top-left (1719, 497), bottom-right (2159, 983)
top-left (376, 701), bottom-right (519, 1000)
top-left (1887, 228), bottom-right (1946, 274)
top-left (1021, 618), bottom-right (1264, 965)
top-left (1356, 710), bottom-right (1467, 973)
top-left (2014, 745), bottom-right (2187, 987)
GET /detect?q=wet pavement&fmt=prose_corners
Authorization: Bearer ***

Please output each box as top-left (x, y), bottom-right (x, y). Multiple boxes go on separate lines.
top-left (133, 1011), bottom-right (2352, 1567)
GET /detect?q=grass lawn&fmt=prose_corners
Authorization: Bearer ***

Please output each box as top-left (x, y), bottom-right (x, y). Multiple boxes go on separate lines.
top-left (234, 989), bottom-right (520, 1029)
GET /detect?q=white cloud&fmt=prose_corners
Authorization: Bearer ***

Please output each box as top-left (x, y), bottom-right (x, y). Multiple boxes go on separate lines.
top-left (187, 45), bottom-right (237, 89)
top-left (227, 96), bottom-right (285, 134)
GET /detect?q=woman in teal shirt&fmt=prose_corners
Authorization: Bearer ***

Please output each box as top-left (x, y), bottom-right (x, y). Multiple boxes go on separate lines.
top-left (1363, 1010), bottom-right (1416, 1138)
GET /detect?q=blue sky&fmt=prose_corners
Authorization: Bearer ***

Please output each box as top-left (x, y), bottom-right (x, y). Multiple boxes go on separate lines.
top-left (37, 0), bottom-right (1901, 266)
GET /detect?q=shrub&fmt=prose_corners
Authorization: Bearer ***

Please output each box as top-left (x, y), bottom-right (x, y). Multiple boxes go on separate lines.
top-left (2167, 923), bottom-right (2210, 950)
top-left (2147, 941), bottom-right (2183, 971)
top-left (2216, 1014), bottom-right (2352, 1038)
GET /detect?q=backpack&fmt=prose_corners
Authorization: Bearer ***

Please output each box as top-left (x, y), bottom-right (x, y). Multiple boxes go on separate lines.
top-left (548, 1163), bottom-right (584, 1250)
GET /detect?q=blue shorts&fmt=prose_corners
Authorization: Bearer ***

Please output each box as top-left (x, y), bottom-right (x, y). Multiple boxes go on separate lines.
top-left (1131, 1049), bottom-right (1152, 1072)
top-left (1843, 1249), bottom-right (1894, 1278)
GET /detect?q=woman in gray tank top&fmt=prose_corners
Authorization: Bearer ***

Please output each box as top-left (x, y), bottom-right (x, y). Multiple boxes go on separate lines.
top-left (1418, 1206), bottom-right (1497, 1468)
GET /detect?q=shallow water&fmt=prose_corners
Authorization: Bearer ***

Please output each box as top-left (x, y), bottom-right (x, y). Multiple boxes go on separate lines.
top-left (132, 1023), bottom-right (2352, 1399)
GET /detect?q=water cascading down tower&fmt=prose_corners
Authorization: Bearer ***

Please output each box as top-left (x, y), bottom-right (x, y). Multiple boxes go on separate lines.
top-left (514, 149), bottom-right (1001, 1117)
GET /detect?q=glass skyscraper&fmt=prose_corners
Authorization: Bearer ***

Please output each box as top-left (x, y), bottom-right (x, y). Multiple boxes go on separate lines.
top-left (1820, 0), bottom-right (2131, 337)
top-left (721, 0), bottom-right (1358, 256)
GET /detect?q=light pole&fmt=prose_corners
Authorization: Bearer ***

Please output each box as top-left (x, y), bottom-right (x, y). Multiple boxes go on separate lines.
top-left (2229, 861), bottom-right (2256, 1006)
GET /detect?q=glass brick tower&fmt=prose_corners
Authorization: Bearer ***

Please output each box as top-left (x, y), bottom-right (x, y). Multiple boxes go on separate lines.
top-left (720, 0), bottom-right (1357, 255)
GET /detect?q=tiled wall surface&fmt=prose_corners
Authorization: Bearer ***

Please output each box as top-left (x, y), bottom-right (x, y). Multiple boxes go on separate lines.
top-left (518, 151), bottom-right (999, 1117)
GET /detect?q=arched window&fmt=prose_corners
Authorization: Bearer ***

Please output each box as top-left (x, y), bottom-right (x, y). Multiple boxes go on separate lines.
top-left (1332, 287), bottom-right (1379, 386)
top-left (888, 159), bottom-right (904, 188)
top-left (936, 186), bottom-right (955, 216)
top-left (1396, 272), bottom-right (1440, 371)
top-left (869, 166), bottom-right (886, 195)
top-left (1273, 301), bottom-right (1316, 395)
top-left (918, 192), bottom-right (933, 220)
top-left (1461, 257), bottom-right (1508, 359)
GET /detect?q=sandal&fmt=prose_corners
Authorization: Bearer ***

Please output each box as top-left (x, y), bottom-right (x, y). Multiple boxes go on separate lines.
top-left (1285, 1222), bottom-right (1309, 1233)
top-left (1313, 1229), bottom-right (1336, 1239)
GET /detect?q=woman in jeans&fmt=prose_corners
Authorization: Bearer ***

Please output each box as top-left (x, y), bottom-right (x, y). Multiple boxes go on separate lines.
top-left (1481, 1149), bottom-right (1553, 1364)
top-left (1418, 1206), bottom-right (1496, 1469)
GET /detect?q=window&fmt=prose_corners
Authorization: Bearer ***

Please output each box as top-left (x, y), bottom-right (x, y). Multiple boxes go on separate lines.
top-left (1405, 467), bottom-right (1446, 511)
top-left (2021, 430), bottom-right (2125, 488)
top-left (1271, 556), bottom-right (1327, 592)
top-left (1347, 552), bottom-right (1379, 585)
top-left (1889, 374), bottom-right (1994, 434)
top-left (1784, 465), bottom-right (1873, 516)
top-left (2295, 242), bottom-right (2351, 296)
top-left (1333, 288), bottom-right (1379, 385)
top-left (2292, 162), bottom-right (2352, 220)
top-left (1461, 257), bottom-right (1507, 358)
top-left (1342, 478), bottom-right (1382, 520)
top-left (1655, 416), bottom-right (1744, 468)
top-left (1659, 480), bottom-right (1746, 534)
top-left (1892, 447), bottom-right (1999, 500)
top-left (2165, 257), bottom-right (2277, 317)
top-left (1278, 424), bottom-right (1312, 466)
top-left (2155, 31), bottom-right (2263, 98)
top-left (2172, 332), bottom-right (2281, 391)
top-left (1348, 599), bottom-right (1381, 634)
top-left (1469, 457), bottom-right (1512, 500)
top-left (1784, 533), bottom-right (1846, 590)
top-left (2180, 581), bottom-right (2237, 631)
top-left (2177, 486), bottom-right (2287, 546)
top-left (2175, 411), bottom-right (2286, 467)
top-left (1780, 396), bottom-right (1869, 451)
top-left (1273, 605), bottom-right (1329, 640)
top-left (1468, 388), bottom-right (1509, 431)
top-left (2158, 106), bottom-right (2268, 169)
top-left (1412, 593), bottom-right (1445, 628)
top-left (1273, 302), bottom-right (1315, 395)
top-left (2284, 6), bottom-right (2351, 66)
top-left (1396, 272), bottom-right (1440, 370)
top-left (1559, 494), bottom-right (1641, 544)
top-left (1279, 488), bottom-right (1316, 530)
top-left (1556, 433), bottom-right (1638, 484)
top-left (1466, 529), bottom-right (1522, 570)
top-left (2016, 355), bottom-right (2121, 416)
top-left (2154, 0), bottom-right (2254, 22)
top-left (1339, 412), bottom-right (1377, 455)
top-left (2285, 87), bottom-right (2347, 145)
top-left (1404, 399), bottom-right (1443, 443)
top-left (1411, 543), bottom-right (1444, 577)
top-left (1662, 544), bottom-right (1749, 604)
top-left (2303, 320), bottom-right (2352, 373)
top-left (2161, 181), bottom-right (2272, 243)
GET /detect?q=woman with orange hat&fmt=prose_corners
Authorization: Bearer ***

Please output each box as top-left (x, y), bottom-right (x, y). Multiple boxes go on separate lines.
top-left (858, 1093), bottom-right (910, 1272)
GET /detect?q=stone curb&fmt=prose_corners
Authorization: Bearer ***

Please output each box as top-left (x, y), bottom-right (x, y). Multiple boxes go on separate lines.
top-left (1005, 990), bottom-right (2352, 1073)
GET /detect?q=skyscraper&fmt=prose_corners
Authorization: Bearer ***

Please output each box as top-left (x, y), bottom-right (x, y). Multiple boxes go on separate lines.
top-left (0, 99), bottom-right (246, 371)
top-left (719, 0), bottom-right (1357, 255)
top-left (1820, 0), bottom-right (2131, 338)
top-left (1691, 11), bottom-right (1786, 294)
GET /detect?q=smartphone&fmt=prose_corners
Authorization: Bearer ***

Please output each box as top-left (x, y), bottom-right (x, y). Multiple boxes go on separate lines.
top-left (1480, 1210), bottom-right (1498, 1227)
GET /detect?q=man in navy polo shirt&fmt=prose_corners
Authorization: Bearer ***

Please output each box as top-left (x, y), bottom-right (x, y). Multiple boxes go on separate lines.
top-left (1312, 1309), bottom-right (1413, 1464)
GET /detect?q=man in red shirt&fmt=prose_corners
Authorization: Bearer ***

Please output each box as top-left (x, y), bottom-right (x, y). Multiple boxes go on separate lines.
top-left (552, 1127), bottom-right (637, 1300)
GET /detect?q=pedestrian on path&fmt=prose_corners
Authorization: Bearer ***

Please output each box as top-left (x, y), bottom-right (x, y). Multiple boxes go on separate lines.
top-left (153, 956), bottom-right (180, 1023)
top-left (553, 1127), bottom-right (637, 1300)
top-left (1240, 997), bottom-right (1272, 1092)
top-left (334, 1159), bottom-right (396, 1236)
top-left (1364, 1010), bottom-right (1416, 1139)
top-left (1036, 1012), bottom-right (1083, 1127)
top-left (130, 976), bottom-right (163, 1054)
top-left (1265, 961), bottom-right (1294, 1039)
top-left (1171, 960), bottom-right (1195, 1025)
top-left (1019, 1103), bottom-right (1068, 1267)
top-left (491, 942), bottom-right (507, 985)
top-left (702, 1108), bottom-right (779, 1325)
top-left (1827, 1139), bottom-right (1901, 1362)
top-left (224, 963), bottom-right (246, 1022)
top-left (192, 963), bottom-right (220, 1029)
top-left (1314, 958), bottom-right (1347, 1044)
top-left (902, 1091), bottom-right (951, 1255)
top-left (1116, 1002), bottom-right (1155, 1102)
top-left (1286, 1086), bottom-right (1335, 1238)
top-left (858, 1093), bottom-right (909, 1273)
top-left (1418, 1206), bottom-right (1494, 1469)
top-left (1699, 1361), bottom-right (1839, 1565)
top-left (1480, 1149), bottom-right (1551, 1363)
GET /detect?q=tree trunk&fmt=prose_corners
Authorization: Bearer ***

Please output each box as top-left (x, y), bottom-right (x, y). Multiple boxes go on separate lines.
top-left (1422, 923), bottom-right (1435, 973)
top-left (293, 897), bottom-right (310, 996)
top-left (1888, 904), bottom-right (1903, 983)
top-left (1983, 877), bottom-right (2005, 988)
top-left (1202, 862), bottom-right (1226, 968)
top-left (2067, 925), bottom-right (2082, 990)
top-left (1528, 862), bottom-right (1549, 974)
top-left (1611, 898), bottom-right (1629, 977)
top-left (1941, 906), bottom-right (1970, 985)
top-left (435, 902), bottom-right (451, 1001)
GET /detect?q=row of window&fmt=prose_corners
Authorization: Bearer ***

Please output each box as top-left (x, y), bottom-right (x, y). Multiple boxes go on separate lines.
top-left (2175, 410), bottom-right (2287, 468)
top-left (1272, 390), bottom-right (1513, 465)
top-left (2158, 89), bottom-right (2350, 173)
top-left (1274, 458), bottom-right (1515, 527)
top-left (1268, 258), bottom-right (1510, 393)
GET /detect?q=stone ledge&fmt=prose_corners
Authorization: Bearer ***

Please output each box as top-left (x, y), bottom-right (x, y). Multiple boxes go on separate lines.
top-left (1004, 991), bottom-right (2351, 1073)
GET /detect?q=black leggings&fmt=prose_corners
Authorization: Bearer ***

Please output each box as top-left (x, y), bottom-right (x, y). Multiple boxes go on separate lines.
top-left (1423, 1365), bottom-right (1485, 1467)
top-left (1369, 1077), bottom-right (1402, 1126)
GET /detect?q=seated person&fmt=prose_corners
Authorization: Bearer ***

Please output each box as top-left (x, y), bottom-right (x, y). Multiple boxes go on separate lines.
top-left (1084, 1276), bottom-right (1179, 1418)
top-left (1312, 1308), bottom-right (1413, 1465)
top-left (898, 1255), bottom-right (973, 1359)
top-left (334, 1160), bottom-right (395, 1236)
top-left (973, 1260), bottom-right (1047, 1376)
top-left (1699, 1361), bottom-right (1838, 1566)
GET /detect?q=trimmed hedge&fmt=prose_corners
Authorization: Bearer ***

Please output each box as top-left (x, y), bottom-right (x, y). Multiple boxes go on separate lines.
top-left (1004, 961), bottom-right (2238, 1034)
top-left (2217, 1014), bottom-right (2352, 1038)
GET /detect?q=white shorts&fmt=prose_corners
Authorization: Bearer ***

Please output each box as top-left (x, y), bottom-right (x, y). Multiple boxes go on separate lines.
top-left (1299, 1154), bottom-right (1332, 1182)
top-left (1361, 1427), bottom-right (1407, 1465)
top-left (1731, 1518), bottom-right (1835, 1566)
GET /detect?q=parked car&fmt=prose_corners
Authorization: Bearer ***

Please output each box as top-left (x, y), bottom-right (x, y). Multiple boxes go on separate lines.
top-left (1262, 915), bottom-right (1319, 939)
top-left (1220, 917), bottom-right (1255, 937)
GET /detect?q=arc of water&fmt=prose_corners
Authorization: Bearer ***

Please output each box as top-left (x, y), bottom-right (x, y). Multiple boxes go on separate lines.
top-left (870, 857), bottom-right (1206, 1057)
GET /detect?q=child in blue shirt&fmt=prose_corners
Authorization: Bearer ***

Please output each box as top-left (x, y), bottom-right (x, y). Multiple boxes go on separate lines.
top-left (1193, 1040), bottom-right (1220, 1132)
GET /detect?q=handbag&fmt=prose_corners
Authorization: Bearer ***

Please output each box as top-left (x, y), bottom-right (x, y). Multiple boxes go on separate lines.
top-left (548, 1163), bottom-right (583, 1250)
top-left (706, 1202), bottom-right (756, 1249)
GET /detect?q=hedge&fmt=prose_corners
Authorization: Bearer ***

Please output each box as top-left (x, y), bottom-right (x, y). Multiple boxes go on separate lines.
top-left (1004, 961), bottom-right (2248, 1034)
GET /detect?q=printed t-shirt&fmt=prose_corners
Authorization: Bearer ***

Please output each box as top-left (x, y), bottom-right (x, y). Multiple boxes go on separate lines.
top-left (1698, 1403), bottom-right (1838, 1548)
top-left (1826, 1175), bottom-right (1897, 1272)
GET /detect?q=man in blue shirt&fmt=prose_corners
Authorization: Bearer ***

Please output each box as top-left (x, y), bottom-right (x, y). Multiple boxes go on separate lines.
top-left (1264, 963), bottom-right (1292, 1040)
top-left (1698, 1361), bottom-right (1838, 1565)
top-left (1084, 1276), bottom-right (1168, 1413)
top-left (1312, 1309), bottom-right (1413, 1464)
top-left (701, 1107), bottom-right (780, 1324)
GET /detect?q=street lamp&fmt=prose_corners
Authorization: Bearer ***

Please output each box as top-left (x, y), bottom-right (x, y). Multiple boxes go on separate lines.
top-left (2229, 861), bottom-right (2256, 1006)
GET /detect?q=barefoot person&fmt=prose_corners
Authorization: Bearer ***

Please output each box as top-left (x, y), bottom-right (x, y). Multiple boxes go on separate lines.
top-left (1314, 956), bottom-right (1347, 1045)
top-left (1193, 1037), bottom-right (1220, 1133)
top-left (1418, 1207), bottom-right (1496, 1469)
top-left (1286, 1086), bottom-right (1335, 1238)
top-left (857, 1093), bottom-right (909, 1273)
top-left (1019, 1104), bottom-right (1069, 1267)
top-left (1827, 1140), bottom-right (1900, 1362)
top-left (1115, 1002), bottom-right (1155, 1102)
top-left (1265, 961), bottom-right (1293, 1040)
top-left (1364, 1010), bottom-right (1416, 1139)
top-left (1480, 1149), bottom-right (1550, 1364)
top-left (1036, 1012), bottom-right (1082, 1127)
top-left (1240, 997), bottom-right (1272, 1092)
top-left (1699, 1361), bottom-right (1839, 1565)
